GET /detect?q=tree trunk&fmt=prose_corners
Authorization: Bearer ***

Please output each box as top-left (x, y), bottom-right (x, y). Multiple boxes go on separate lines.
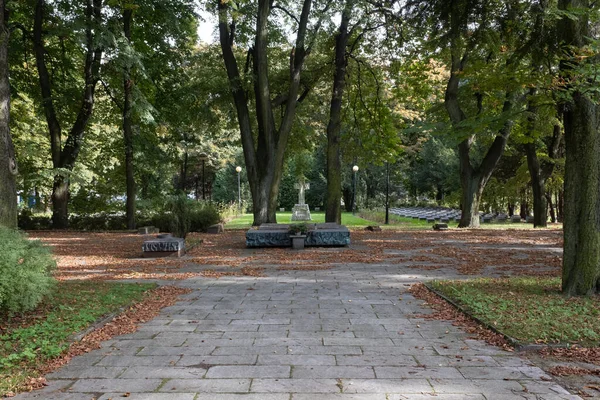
top-left (51, 176), bottom-right (69, 228)
top-left (524, 142), bottom-right (547, 227)
top-left (562, 91), bottom-right (600, 295)
top-left (34, 0), bottom-right (103, 229)
top-left (325, 1), bottom-right (352, 224)
top-left (557, 189), bottom-right (564, 222)
top-left (519, 200), bottom-right (528, 220)
top-left (508, 203), bottom-right (515, 217)
top-left (0, 0), bottom-right (17, 229)
top-left (546, 192), bottom-right (556, 223)
top-left (560, 0), bottom-right (600, 296)
top-left (123, 8), bottom-right (135, 230)
top-left (180, 152), bottom-right (188, 192)
top-left (458, 161), bottom-right (483, 228)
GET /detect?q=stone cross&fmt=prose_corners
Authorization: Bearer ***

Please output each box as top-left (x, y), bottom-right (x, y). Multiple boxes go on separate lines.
top-left (294, 179), bottom-right (310, 205)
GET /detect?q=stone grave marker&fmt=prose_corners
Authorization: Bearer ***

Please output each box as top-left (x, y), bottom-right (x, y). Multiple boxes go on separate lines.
top-left (292, 177), bottom-right (312, 221)
top-left (143, 234), bottom-right (185, 258)
top-left (207, 223), bottom-right (224, 234)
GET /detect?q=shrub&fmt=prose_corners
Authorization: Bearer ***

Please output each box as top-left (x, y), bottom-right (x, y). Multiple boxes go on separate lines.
top-left (69, 213), bottom-right (128, 231)
top-left (152, 196), bottom-right (222, 238)
top-left (190, 203), bottom-right (221, 232)
top-left (17, 209), bottom-right (51, 230)
top-left (0, 227), bottom-right (56, 313)
top-left (165, 194), bottom-right (192, 238)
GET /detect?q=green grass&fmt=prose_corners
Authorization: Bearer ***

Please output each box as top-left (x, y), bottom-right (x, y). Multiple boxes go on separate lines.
top-left (0, 281), bottom-right (156, 395)
top-left (430, 277), bottom-right (600, 346)
top-left (225, 211), bottom-right (379, 229)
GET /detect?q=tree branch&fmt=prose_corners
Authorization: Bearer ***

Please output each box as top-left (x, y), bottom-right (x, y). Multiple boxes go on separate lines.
top-left (100, 79), bottom-right (123, 111)
top-left (272, 4), bottom-right (299, 25)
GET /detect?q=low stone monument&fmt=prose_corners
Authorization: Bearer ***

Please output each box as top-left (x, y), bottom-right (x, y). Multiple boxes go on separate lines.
top-left (142, 233), bottom-right (185, 257)
top-left (433, 223), bottom-right (449, 231)
top-left (207, 223), bottom-right (224, 234)
top-left (292, 178), bottom-right (311, 221)
top-left (246, 223), bottom-right (350, 247)
top-left (138, 226), bottom-right (159, 234)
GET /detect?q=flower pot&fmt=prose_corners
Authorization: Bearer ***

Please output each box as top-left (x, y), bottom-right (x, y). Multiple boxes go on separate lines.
top-left (290, 234), bottom-right (306, 250)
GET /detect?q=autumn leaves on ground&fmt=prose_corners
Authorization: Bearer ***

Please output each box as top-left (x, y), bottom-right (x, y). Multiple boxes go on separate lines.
top-left (30, 228), bottom-right (563, 281)
top-left (5, 227), bottom-right (599, 397)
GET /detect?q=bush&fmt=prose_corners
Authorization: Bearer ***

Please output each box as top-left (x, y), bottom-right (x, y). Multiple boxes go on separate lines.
top-left (189, 203), bottom-right (221, 232)
top-left (0, 227), bottom-right (56, 313)
top-left (69, 212), bottom-right (128, 231)
top-left (17, 209), bottom-right (51, 230)
top-left (152, 196), bottom-right (222, 238)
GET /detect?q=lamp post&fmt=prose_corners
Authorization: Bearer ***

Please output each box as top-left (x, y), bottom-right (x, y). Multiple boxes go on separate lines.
top-left (235, 166), bottom-right (242, 214)
top-left (385, 161), bottom-right (390, 225)
top-left (352, 165), bottom-right (359, 215)
top-left (199, 153), bottom-right (208, 200)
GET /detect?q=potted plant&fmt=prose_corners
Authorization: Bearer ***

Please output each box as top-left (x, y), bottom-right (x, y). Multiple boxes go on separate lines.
top-left (288, 223), bottom-right (308, 250)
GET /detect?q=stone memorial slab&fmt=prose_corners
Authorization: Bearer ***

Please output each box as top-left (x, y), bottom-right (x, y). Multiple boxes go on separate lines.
top-left (207, 223), bottom-right (224, 234)
top-left (138, 226), bottom-right (159, 234)
top-left (511, 215), bottom-right (522, 223)
top-left (246, 223), bottom-right (350, 248)
top-left (143, 236), bottom-right (185, 258)
top-left (433, 223), bottom-right (449, 231)
top-left (259, 224), bottom-right (290, 230)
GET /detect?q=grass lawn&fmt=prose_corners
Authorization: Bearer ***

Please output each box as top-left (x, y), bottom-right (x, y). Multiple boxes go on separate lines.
top-left (430, 277), bottom-right (600, 346)
top-left (0, 281), bottom-right (155, 395)
top-left (225, 211), bottom-right (379, 229)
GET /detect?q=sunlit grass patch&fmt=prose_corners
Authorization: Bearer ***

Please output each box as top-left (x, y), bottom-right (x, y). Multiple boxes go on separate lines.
top-left (430, 277), bottom-right (600, 346)
top-left (225, 211), bottom-right (379, 229)
top-left (0, 281), bottom-right (155, 396)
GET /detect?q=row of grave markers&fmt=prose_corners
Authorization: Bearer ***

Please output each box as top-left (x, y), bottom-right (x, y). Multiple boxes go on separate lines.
top-left (390, 207), bottom-right (535, 224)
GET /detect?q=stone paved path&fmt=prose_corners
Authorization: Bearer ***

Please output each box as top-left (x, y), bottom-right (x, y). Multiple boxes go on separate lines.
top-left (16, 262), bottom-right (580, 400)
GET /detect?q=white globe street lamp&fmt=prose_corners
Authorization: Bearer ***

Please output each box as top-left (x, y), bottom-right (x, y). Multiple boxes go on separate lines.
top-left (352, 165), bottom-right (359, 215)
top-left (235, 166), bottom-right (242, 214)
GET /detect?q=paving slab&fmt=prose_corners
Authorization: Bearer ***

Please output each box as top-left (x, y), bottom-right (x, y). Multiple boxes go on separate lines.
top-left (11, 254), bottom-right (582, 399)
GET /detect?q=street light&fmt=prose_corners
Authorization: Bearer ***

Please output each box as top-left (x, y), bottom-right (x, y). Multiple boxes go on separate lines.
top-left (352, 165), bottom-right (359, 215)
top-left (385, 161), bottom-right (390, 225)
top-left (199, 153), bottom-right (208, 200)
top-left (235, 166), bottom-right (242, 214)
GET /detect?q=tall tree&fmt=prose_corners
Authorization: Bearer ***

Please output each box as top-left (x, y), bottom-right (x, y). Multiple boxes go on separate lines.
top-left (560, 0), bottom-right (600, 296)
top-left (33, 0), bottom-right (103, 228)
top-left (523, 103), bottom-right (562, 228)
top-left (218, 0), bottom-right (318, 225)
top-left (0, 0), bottom-right (18, 228)
top-left (325, 0), bottom-right (353, 224)
top-left (520, 0), bottom-right (563, 228)
top-left (443, 0), bottom-right (520, 228)
top-left (122, 6), bottom-right (135, 229)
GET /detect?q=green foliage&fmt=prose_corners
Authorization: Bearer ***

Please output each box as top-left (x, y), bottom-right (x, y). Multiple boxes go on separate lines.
top-left (288, 223), bottom-right (309, 235)
top-left (155, 195), bottom-right (222, 238)
top-left (17, 209), bottom-right (52, 231)
top-left (0, 227), bottom-right (56, 313)
top-left (0, 281), bottom-right (154, 395)
top-left (164, 194), bottom-right (192, 238)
